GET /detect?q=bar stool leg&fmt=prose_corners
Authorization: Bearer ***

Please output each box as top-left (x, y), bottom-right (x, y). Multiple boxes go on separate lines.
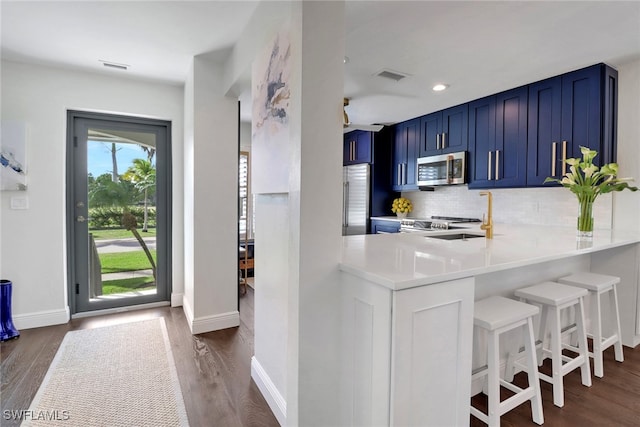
top-left (592, 291), bottom-right (604, 378)
top-left (611, 286), bottom-right (624, 363)
top-left (487, 330), bottom-right (500, 427)
top-left (576, 296), bottom-right (593, 387)
top-left (549, 306), bottom-right (565, 407)
top-left (537, 304), bottom-right (549, 366)
top-left (523, 317), bottom-right (544, 425)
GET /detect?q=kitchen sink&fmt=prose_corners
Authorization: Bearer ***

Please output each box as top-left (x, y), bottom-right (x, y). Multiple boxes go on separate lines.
top-left (427, 233), bottom-right (484, 240)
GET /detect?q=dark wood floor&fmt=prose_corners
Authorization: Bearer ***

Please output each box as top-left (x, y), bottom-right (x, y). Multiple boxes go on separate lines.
top-left (470, 343), bottom-right (640, 426)
top-left (4, 289), bottom-right (640, 427)
top-left (0, 287), bottom-right (278, 427)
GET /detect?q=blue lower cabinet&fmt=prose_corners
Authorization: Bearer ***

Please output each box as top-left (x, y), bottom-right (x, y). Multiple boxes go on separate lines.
top-left (371, 219), bottom-right (401, 234)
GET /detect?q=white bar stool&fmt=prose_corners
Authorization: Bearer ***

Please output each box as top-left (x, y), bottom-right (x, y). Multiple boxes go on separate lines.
top-left (471, 296), bottom-right (544, 426)
top-left (514, 282), bottom-right (592, 408)
top-left (558, 272), bottom-right (624, 377)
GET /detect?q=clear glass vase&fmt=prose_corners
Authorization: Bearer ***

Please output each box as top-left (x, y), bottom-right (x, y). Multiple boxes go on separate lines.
top-left (577, 200), bottom-right (594, 239)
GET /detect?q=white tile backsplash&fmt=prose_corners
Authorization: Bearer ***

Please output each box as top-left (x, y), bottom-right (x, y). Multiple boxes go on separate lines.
top-left (403, 185), bottom-right (613, 229)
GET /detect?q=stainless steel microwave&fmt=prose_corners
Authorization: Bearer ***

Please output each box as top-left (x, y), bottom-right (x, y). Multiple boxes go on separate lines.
top-left (416, 151), bottom-right (467, 186)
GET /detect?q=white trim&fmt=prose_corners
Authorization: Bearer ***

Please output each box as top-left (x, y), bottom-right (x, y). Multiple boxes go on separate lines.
top-left (251, 356), bottom-right (286, 426)
top-left (13, 307), bottom-right (70, 330)
top-left (171, 292), bottom-right (183, 307)
top-left (182, 297), bottom-right (194, 332)
top-left (191, 311), bottom-right (240, 334)
top-left (71, 301), bottom-right (170, 319)
top-left (181, 297), bottom-right (240, 334)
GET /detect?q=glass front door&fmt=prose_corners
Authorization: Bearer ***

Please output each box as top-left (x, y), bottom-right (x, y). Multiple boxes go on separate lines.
top-left (68, 112), bottom-right (171, 314)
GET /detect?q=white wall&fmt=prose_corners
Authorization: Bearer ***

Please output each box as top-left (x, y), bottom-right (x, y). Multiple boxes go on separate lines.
top-left (0, 60), bottom-right (184, 328)
top-left (245, 2), bottom-right (345, 425)
top-left (613, 58), bottom-right (640, 231)
top-left (252, 193), bottom-right (289, 425)
top-left (239, 121), bottom-right (252, 151)
top-left (287, 2), bottom-right (345, 425)
top-left (182, 55), bottom-right (239, 333)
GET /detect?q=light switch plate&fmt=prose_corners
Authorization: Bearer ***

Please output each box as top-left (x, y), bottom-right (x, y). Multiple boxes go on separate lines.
top-left (10, 196), bottom-right (28, 209)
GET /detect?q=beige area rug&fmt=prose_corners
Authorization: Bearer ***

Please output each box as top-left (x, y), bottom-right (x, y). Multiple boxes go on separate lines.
top-left (23, 318), bottom-right (189, 427)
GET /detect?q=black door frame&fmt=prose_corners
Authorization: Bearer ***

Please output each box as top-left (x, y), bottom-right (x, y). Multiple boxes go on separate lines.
top-left (66, 110), bottom-right (172, 315)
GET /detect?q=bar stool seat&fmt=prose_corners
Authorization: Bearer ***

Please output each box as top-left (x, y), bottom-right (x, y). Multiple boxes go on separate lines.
top-left (471, 296), bottom-right (544, 426)
top-left (558, 272), bottom-right (624, 377)
top-left (514, 282), bottom-right (592, 408)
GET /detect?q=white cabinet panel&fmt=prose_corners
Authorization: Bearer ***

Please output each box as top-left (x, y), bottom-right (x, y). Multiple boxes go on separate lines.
top-left (391, 278), bottom-right (475, 426)
top-left (341, 273), bottom-right (392, 426)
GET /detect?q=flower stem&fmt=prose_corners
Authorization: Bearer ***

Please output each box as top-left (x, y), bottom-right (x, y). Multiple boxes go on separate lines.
top-left (578, 200), bottom-right (594, 232)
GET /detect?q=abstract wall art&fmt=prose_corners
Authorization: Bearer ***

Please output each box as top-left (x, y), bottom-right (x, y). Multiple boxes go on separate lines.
top-left (251, 30), bottom-right (291, 194)
top-left (1, 121), bottom-right (27, 191)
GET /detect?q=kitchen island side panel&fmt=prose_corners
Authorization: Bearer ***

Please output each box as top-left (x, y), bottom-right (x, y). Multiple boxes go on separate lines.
top-left (340, 271), bottom-right (392, 426)
top-left (591, 244), bottom-right (640, 347)
top-left (390, 278), bottom-right (475, 427)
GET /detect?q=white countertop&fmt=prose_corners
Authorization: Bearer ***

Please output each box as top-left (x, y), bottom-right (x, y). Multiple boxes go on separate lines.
top-left (340, 224), bottom-right (640, 291)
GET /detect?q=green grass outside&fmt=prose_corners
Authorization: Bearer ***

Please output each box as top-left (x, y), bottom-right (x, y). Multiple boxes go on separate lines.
top-left (100, 250), bottom-right (157, 273)
top-left (102, 276), bottom-right (155, 295)
top-left (91, 228), bottom-right (157, 240)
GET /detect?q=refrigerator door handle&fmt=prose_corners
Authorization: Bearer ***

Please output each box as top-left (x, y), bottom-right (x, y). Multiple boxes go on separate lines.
top-left (344, 181), bottom-right (349, 226)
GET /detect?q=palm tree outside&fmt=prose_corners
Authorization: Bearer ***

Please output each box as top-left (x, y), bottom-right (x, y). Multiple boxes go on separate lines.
top-left (123, 158), bottom-right (156, 232)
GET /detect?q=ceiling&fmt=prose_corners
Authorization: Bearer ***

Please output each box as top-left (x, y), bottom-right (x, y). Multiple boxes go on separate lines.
top-left (2, 1), bottom-right (640, 126)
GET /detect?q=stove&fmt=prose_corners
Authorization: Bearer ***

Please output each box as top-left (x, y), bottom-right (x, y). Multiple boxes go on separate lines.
top-left (400, 216), bottom-right (481, 232)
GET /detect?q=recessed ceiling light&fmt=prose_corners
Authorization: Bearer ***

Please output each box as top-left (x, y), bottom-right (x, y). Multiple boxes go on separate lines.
top-left (433, 84), bottom-right (449, 92)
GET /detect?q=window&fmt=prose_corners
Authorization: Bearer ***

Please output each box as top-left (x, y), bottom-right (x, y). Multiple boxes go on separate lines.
top-left (239, 151), bottom-right (253, 239)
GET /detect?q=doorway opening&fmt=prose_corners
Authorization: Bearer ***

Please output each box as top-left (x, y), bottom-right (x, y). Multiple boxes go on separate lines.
top-left (67, 111), bottom-right (172, 315)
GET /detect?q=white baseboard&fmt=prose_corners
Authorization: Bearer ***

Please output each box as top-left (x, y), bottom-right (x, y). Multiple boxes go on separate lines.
top-left (191, 311), bottom-right (239, 334)
top-left (182, 297), bottom-right (194, 330)
top-left (251, 356), bottom-right (286, 426)
top-left (181, 298), bottom-right (239, 334)
top-left (13, 307), bottom-right (70, 330)
top-left (171, 292), bottom-right (183, 307)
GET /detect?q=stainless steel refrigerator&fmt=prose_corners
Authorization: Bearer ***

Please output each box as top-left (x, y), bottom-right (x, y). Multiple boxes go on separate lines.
top-left (342, 163), bottom-right (370, 235)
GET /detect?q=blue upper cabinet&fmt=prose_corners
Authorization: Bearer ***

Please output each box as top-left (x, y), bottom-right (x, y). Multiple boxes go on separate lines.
top-left (468, 87), bottom-right (527, 189)
top-left (392, 118), bottom-right (420, 191)
top-left (468, 95), bottom-right (496, 188)
top-left (419, 104), bottom-right (468, 157)
top-left (343, 130), bottom-right (372, 165)
top-left (526, 76), bottom-right (562, 186)
top-left (495, 87), bottom-right (528, 188)
top-left (527, 63), bottom-right (617, 186)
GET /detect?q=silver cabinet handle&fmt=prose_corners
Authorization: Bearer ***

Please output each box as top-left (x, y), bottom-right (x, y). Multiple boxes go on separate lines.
top-left (436, 133), bottom-right (441, 150)
top-left (442, 132), bottom-right (447, 149)
top-left (552, 142), bottom-right (557, 176)
top-left (397, 164), bottom-right (401, 185)
top-left (495, 150), bottom-right (500, 180)
top-left (561, 140), bottom-right (567, 176)
top-left (487, 151), bottom-right (493, 180)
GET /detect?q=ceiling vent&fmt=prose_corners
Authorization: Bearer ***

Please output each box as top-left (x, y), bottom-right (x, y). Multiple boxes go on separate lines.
top-left (375, 69), bottom-right (409, 82)
top-left (99, 60), bottom-right (129, 71)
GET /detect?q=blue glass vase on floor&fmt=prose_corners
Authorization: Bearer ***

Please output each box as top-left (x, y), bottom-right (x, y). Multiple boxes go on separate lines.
top-left (0, 280), bottom-right (20, 341)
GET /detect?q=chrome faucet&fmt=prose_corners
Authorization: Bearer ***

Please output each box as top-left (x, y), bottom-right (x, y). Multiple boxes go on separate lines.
top-left (480, 191), bottom-right (493, 239)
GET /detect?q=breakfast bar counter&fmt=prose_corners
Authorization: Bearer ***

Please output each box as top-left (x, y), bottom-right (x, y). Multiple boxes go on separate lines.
top-left (340, 224), bottom-right (640, 291)
top-left (338, 224), bottom-right (640, 426)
